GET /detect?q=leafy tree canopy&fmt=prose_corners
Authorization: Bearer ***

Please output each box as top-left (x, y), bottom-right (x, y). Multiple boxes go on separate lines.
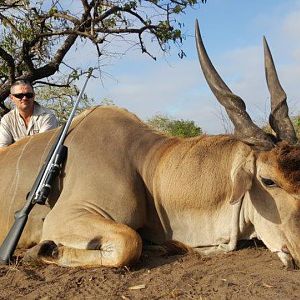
top-left (147, 114), bottom-right (203, 137)
top-left (0, 0), bottom-right (207, 113)
top-left (35, 87), bottom-right (116, 124)
top-left (34, 83), bottom-right (94, 124)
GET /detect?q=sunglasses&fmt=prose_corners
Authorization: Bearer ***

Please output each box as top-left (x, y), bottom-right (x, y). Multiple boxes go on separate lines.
top-left (12, 93), bottom-right (34, 99)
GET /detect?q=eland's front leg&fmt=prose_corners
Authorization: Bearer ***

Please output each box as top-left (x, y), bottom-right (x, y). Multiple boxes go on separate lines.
top-left (25, 213), bottom-right (142, 267)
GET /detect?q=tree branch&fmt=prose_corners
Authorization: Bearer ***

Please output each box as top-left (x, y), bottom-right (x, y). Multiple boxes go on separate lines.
top-left (0, 46), bottom-right (15, 82)
top-left (0, 0), bottom-right (206, 105)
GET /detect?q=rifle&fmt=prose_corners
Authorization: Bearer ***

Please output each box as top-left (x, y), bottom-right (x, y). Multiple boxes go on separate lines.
top-left (0, 69), bottom-right (93, 264)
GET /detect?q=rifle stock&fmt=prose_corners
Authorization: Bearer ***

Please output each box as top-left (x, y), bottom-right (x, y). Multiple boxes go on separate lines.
top-left (0, 69), bottom-right (92, 264)
top-left (0, 199), bottom-right (34, 264)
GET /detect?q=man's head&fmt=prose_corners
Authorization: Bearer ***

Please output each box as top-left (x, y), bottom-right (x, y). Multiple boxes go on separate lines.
top-left (10, 80), bottom-right (35, 115)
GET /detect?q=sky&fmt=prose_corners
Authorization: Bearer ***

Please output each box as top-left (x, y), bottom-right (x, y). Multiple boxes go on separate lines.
top-left (66, 0), bottom-right (300, 134)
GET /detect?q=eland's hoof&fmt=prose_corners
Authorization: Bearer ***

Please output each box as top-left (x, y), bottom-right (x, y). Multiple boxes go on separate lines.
top-left (23, 240), bottom-right (58, 264)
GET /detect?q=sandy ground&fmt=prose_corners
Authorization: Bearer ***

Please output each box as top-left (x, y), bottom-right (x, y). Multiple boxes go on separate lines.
top-left (0, 242), bottom-right (300, 300)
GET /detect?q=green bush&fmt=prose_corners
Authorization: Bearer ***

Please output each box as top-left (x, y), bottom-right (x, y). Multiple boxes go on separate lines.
top-left (147, 114), bottom-right (203, 138)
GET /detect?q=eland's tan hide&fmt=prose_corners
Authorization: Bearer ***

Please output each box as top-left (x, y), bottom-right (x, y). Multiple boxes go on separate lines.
top-left (0, 106), bottom-right (300, 268)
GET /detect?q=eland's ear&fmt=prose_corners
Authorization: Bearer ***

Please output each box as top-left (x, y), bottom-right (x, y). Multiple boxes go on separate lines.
top-left (229, 152), bottom-right (254, 204)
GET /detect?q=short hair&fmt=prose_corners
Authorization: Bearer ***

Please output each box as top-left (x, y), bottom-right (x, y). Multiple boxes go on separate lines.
top-left (10, 80), bottom-right (34, 94)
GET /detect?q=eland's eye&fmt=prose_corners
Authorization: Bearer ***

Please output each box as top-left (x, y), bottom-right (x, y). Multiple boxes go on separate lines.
top-left (261, 177), bottom-right (277, 187)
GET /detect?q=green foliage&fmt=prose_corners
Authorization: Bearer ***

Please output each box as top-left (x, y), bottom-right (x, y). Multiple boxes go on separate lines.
top-left (100, 98), bottom-right (115, 106)
top-left (35, 85), bottom-right (94, 125)
top-left (34, 85), bottom-right (116, 125)
top-left (147, 114), bottom-right (203, 137)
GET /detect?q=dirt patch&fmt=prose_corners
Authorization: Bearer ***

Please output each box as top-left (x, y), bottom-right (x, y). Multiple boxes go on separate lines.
top-left (0, 244), bottom-right (299, 299)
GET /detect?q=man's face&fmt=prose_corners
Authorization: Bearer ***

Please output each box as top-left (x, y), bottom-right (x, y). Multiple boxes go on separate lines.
top-left (10, 84), bottom-right (35, 114)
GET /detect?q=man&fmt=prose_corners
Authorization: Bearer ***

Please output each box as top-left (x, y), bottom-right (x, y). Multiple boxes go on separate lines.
top-left (0, 80), bottom-right (58, 147)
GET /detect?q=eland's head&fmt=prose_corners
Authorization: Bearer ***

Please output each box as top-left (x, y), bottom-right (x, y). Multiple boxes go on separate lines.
top-left (195, 20), bottom-right (300, 268)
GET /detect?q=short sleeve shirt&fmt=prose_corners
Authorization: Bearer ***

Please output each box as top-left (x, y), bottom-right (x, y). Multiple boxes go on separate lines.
top-left (0, 102), bottom-right (58, 147)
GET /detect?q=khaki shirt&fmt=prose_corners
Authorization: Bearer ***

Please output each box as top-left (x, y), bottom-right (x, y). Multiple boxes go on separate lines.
top-left (0, 102), bottom-right (58, 147)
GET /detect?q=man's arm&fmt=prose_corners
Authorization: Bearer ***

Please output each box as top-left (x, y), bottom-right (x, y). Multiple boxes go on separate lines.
top-left (0, 118), bottom-right (13, 147)
top-left (39, 113), bottom-right (59, 133)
